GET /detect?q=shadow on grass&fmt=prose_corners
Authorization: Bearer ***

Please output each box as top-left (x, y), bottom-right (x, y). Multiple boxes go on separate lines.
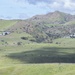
top-left (7, 47), bottom-right (75, 63)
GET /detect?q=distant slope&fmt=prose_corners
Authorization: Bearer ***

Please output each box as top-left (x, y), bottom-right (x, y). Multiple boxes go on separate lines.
top-left (0, 20), bottom-right (17, 31)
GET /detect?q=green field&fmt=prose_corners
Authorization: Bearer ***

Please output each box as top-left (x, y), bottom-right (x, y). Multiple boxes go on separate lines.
top-left (0, 33), bottom-right (75, 75)
top-left (0, 19), bottom-right (75, 75)
top-left (1, 64), bottom-right (75, 75)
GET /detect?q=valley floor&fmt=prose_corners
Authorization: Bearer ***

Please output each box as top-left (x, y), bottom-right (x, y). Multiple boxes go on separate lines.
top-left (0, 34), bottom-right (75, 75)
top-left (1, 64), bottom-right (75, 75)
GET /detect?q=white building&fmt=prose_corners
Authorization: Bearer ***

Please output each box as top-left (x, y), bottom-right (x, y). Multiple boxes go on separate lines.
top-left (70, 33), bottom-right (75, 38)
top-left (2, 32), bottom-right (10, 35)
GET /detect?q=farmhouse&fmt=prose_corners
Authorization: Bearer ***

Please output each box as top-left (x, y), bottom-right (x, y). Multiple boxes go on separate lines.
top-left (70, 33), bottom-right (75, 38)
top-left (0, 31), bottom-right (10, 36)
top-left (2, 31), bottom-right (10, 35)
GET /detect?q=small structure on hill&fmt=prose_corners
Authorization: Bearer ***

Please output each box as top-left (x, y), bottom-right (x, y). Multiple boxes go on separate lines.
top-left (70, 33), bottom-right (75, 38)
top-left (2, 31), bottom-right (10, 35)
top-left (0, 31), bottom-right (10, 36)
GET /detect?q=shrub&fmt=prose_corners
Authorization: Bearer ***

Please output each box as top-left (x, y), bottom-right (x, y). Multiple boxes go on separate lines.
top-left (1, 40), bottom-right (4, 42)
top-left (56, 42), bottom-right (59, 44)
top-left (21, 37), bottom-right (28, 40)
top-left (29, 39), bottom-right (36, 42)
top-left (17, 42), bottom-right (22, 45)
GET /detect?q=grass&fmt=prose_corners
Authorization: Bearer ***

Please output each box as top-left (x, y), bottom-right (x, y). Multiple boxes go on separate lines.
top-left (0, 33), bottom-right (75, 75)
top-left (0, 64), bottom-right (75, 75)
top-left (0, 20), bottom-right (17, 31)
top-left (64, 20), bottom-right (75, 25)
top-left (53, 38), bottom-right (75, 47)
top-left (0, 19), bottom-right (75, 75)
top-left (0, 32), bottom-right (36, 46)
top-left (44, 24), bottom-right (61, 27)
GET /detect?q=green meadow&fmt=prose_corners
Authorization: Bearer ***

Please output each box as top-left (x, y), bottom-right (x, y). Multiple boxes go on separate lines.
top-left (1, 64), bottom-right (75, 75)
top-left (0, 16), bottom-right (75, 75)
top-left (0, 32), bottom-right (75, 75)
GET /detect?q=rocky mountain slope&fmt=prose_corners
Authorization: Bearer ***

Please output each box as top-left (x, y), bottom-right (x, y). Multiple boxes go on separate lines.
top-left (4, 11), bottom-right (75, 43)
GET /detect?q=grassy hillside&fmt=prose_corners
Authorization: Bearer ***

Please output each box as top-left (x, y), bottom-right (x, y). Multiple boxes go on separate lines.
top-left (0, 32), bottom-right (35, 46)
top-left (0, 32), bottom-right (75, 75)
top-left (0, 39), bottom-right (75, 75)
top-left (0, 20), bottom-right (17, 31)
top-left (53, 38), bottom-right (75, 47)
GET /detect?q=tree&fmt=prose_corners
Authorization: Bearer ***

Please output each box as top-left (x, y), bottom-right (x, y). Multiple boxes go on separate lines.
top-left (21, 37), bottom-right (28, 40)
top-left (17, 42), bottom-right (22, 45)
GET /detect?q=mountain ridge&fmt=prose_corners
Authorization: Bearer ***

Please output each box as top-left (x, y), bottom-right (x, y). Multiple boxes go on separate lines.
top-left (1, 11), bottom-right (75, 43)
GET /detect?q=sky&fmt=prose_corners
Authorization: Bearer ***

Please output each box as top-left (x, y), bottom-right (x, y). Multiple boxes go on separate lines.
top-left (0, 0), bottom-right (75, 19)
